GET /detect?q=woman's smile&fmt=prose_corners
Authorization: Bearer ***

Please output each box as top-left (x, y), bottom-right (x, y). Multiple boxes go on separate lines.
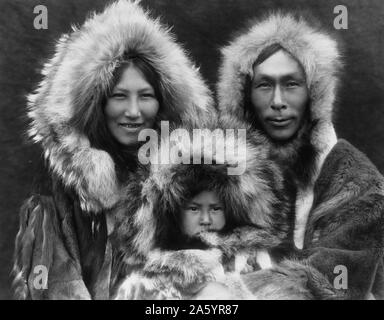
top-left (118, 122), bottom-right (144, 132)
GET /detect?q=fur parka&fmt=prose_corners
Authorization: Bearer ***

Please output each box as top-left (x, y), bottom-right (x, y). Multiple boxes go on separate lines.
top-left (12, 0), bottom-right (215, 300)
top-left (111, 125), bottom-right (295, 299)
top-left (26, 0), bottom-right (215, 213)
top-left (216, 12), bottom-right (384, 299)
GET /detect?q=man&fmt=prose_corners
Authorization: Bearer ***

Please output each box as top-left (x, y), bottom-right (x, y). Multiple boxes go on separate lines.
top-left (214, 12), bottom-right (384, 299)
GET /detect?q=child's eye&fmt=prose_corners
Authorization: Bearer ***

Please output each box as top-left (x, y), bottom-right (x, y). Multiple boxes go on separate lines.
top-left (188, 207), bottom-right (198, 212)
top-left (212, 207), bottom-right (223, 212)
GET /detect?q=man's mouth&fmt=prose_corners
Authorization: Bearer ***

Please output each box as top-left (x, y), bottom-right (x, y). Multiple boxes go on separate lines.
top-left (267, 117), bottom-right (293, 127)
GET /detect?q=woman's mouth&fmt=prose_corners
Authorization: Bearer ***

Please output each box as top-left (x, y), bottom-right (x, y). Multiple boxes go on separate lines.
top-left (119, 123), bottom-right (144, 131)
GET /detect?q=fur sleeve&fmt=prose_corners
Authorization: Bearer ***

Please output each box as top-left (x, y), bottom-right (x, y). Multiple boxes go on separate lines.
top-left (12, 195), bottom-right (92, 300)
top-left (143, 248), bottom-right (224, 288)
top-left (115, 248), bottom-right (224, 299)
top-left (12, 196), bottom-right (55, 299)
top-left (198, 225), bottom-right (285, 257)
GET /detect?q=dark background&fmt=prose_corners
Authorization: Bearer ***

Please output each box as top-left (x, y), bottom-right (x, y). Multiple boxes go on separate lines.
top-left (0, 0), bottom-right (383, 299)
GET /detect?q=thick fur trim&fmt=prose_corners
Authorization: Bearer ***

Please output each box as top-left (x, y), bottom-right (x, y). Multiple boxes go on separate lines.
top-left (217, 12), bottom-right (342, 248)
top-left (27, 0), bottom-right (214, 213)
top-left (217, 12), bottom-right (341, 160)
top-left (110, 124), bottom-right (293, 295)
top-left (241, 259), bottom-right (340, 300)
top-left (123, 127), bottom-right (292, 257)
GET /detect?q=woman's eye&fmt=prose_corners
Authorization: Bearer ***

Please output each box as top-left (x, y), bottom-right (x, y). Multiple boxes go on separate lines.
top-left (212, 207), bottom-right (223, 212)
top-left (140, 92), bottom-right (155, 99)
top-left (189, 207), bottom-right (198, 212)
top-left (111, 93), bottom-right (126, 99)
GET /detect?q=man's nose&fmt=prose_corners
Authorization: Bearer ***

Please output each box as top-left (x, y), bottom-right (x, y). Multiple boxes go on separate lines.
top-left (124, 97), bottom-right (141, 118)
top-left (271, 86), bottom-right (287, 111)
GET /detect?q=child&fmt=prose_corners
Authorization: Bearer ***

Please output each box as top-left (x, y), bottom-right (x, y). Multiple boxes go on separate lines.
top-left (111, 126), bottom-right (295, 299)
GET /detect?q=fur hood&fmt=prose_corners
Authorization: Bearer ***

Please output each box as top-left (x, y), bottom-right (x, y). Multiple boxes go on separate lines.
top-left (217, 12), bottom-right (342, 186)
top-left (113, 124), bottom-right (292, 260)
top-left (27, 0), bottom-right (214, 213)
top-left (216, 12), bottom-right (343, 249)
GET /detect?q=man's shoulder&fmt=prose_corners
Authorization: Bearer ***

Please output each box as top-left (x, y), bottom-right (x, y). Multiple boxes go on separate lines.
top-left (329, 139), bottom-right (380, 170)
top-left (321, 138), bottom-right (384, 184)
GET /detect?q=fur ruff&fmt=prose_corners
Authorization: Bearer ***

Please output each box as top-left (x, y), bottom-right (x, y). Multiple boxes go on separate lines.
top-left (216, 12), bottom-right (343, 249)
top-left (27, 0), bottom-right (214, 213)
top-left (111, 126), bottom-right (294, 296)
top-left (217, 12), bottom-right (341, 167)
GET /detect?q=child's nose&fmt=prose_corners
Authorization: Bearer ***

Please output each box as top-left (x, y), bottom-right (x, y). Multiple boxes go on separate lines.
top-left (200, 210), bottom-right (212, 225)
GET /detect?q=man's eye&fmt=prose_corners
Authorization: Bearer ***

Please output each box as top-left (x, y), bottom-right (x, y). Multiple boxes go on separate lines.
top-left (286, 81), bottom-right (300, 88)
top-left (256, 82), bottom-right (271, 89)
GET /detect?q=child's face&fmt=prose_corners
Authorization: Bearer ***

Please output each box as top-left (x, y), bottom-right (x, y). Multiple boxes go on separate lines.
top-left (181, 190), bottom-right (226, 237)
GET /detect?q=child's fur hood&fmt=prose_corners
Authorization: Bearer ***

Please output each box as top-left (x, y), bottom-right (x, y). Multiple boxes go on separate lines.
top-left (217, 12), bottom-right (342, 186)
top-left (113, 122), bottom-right (293, 260)
top-left (27, 0), bottom-right (214, 213)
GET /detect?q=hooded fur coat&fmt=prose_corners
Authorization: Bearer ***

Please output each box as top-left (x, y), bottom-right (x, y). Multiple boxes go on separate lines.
top-left (216, 12), bottom-right (384, 299)
top-left (12, 0), bottom-right (215, 300)
top-left (111, 125), bottom-right (296, 300)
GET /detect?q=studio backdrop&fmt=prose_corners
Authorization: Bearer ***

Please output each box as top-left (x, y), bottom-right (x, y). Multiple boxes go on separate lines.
top-left (0, 0), bottom-right (383, 299)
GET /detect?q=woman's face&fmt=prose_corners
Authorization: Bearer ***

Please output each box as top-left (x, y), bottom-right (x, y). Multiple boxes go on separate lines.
top-left (105, 64), bottom-right (160, 146)
top-left (250, 50), bottom-right (309, 141)
top-left (181, 190), bottom-right (226, 237)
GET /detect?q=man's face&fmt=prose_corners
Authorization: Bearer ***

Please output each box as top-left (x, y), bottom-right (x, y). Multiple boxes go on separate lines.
top-left (251, 50), bottom-right (309, 141)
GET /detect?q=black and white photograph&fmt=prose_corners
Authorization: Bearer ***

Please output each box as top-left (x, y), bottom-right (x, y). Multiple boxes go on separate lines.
top-left (0, 0), bottom-right (384, 301)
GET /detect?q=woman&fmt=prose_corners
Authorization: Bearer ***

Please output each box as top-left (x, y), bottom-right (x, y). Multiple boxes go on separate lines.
top-left (12, 0), bottom-right (215, 300)
top-left (215, 12), bottom-right (384, 299)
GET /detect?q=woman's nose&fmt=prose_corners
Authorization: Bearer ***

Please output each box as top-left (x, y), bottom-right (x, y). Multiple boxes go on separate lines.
top-left (271, 86), bottom-right (287, 111)
top-left (124, 97), bottom-right (141, 118)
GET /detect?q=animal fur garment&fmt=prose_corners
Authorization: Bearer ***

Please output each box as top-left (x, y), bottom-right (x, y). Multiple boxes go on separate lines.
top-left (217, 12), bottom-right (384, 299)
top-left (12, 0), bottom-right (215, 300)
top-left (112, 126), bottom-right (295, 299)
top-left (26, 0), bottom-right (215, 213)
